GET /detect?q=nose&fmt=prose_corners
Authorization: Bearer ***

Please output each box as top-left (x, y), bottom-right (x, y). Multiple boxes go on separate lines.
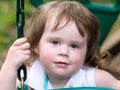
top-left (58, 45), bottom-right (69, 56)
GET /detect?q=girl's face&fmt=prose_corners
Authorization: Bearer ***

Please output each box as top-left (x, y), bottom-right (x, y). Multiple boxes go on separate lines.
top-left (35, 19), bottom-right (87, 80)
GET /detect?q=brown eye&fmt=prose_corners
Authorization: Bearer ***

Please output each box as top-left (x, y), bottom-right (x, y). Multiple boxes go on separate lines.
top-left (51, 41), bottom-right (60, 45)
top-left (71, 44), bottom-right (79, 49)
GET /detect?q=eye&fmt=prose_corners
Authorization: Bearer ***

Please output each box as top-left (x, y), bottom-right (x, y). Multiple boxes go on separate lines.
top-left (51, 40), bottom-right (60, 45)
top-left (70, 44), bottom-right (79, 49)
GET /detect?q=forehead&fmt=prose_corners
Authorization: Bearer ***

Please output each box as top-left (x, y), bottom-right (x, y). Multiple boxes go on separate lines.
top-left (44, 17), bottom-right (87, 41)
top-left (45, 16), bottom-right (87, 36)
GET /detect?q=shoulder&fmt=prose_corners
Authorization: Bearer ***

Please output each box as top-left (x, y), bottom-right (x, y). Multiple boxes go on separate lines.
top-left (95, 68), bottom-right (120, 88)
top-left (80, 67), bottom-right (96, 78)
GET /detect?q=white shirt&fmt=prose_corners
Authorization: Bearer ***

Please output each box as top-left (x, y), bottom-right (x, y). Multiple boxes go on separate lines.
top-left (27, 60), bottom-right (96, 90)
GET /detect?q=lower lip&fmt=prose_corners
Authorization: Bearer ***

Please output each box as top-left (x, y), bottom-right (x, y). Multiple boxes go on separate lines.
top-left (55, 62), bottom-right (68, 68)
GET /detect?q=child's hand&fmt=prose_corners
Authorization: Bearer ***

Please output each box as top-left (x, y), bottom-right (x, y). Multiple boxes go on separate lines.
top-left (5, 37), bottom-right (31, 71)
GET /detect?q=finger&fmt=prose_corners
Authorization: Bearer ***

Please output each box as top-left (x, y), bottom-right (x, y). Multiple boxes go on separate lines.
top-left (23, 50), bottom-right (31, 55)
top-left (16, 50), bottom-right (31, 62)
top-left (17, 54), bottom-right (30, 64)
top-left (13, 37), bottom-right (27, 46)
top-left (19, 42), bottom-right (30, 50)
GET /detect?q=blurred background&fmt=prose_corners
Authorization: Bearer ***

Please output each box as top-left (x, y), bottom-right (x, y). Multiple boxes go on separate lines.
top-left (0, 0), bottom-right (120, 69)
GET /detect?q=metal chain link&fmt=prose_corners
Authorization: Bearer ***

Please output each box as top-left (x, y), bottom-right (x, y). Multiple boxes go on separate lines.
top-left (16, 0), bottom-right (27, 85)
top-left (16, 0), bottom-right (25, 38)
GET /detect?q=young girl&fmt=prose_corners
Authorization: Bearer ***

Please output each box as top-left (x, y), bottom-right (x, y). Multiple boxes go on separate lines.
top-left (0, 0), bottom-right (120, 90)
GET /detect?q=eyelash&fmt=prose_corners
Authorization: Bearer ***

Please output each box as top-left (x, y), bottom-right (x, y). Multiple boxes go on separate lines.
top-left (51, 40), bottom-right (80, 48)
top-left (51, 40), bottom-right (60, 45)
top-left (70, 44), bottom-right (80, 49)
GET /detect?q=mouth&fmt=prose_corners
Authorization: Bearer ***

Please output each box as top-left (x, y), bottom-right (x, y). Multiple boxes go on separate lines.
top-left (54, 62), bottom-right (69, 68)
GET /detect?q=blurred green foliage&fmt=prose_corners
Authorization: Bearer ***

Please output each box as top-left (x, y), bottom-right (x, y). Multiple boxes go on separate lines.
top-left (0, 0), bottom-right (35, 51)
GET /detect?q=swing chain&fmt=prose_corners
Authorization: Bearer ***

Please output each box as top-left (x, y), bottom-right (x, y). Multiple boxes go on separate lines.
top-left (16, 0), bottom-right (28, 90)
top-left (16, 0), bottom-right (25, 38)
top-left (16, 0), bottom-right (27, 84)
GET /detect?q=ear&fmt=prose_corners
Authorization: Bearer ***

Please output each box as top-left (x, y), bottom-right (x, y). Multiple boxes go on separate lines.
top-left (34, 45), bottom-right (39, 54)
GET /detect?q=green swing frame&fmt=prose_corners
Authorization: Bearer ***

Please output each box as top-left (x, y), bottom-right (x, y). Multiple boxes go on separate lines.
top-left (17, 0), bottom-right (120, 90)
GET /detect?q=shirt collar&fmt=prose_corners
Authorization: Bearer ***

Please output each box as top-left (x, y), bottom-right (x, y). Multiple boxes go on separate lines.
top-left (27, 60), bottom-right (89, 89)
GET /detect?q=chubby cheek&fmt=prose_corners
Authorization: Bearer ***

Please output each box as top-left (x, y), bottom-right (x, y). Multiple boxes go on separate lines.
top-left (38, 46), bottom-right (55, 65)
top-left (71, 51), bottom-right (86, 70)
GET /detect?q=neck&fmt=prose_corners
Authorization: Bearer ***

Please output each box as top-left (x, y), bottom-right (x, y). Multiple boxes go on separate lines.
top-left (48, 75), bottom-right (70, 88)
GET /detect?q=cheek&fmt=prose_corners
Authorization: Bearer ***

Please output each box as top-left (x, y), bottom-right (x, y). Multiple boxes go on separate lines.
top-left (72, 54), bottom-right (84, 64)
top-left (71, 50), bottom-right (87, 66)
top-left (39, 46), bottom-right (55, 63)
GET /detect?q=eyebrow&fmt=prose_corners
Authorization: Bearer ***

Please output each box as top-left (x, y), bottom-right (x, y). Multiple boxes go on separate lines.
top-left (47, 35), bottom-right (86, 45)
top-left (71, 40), bottom-right (85, 45)
top-left (47, 36), bottom-right (62, 40)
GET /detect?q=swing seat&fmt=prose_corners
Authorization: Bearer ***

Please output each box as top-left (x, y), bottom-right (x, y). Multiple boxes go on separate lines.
top-left (17, 84), bottom-right (115, 90)
top-left (53, 87), bottom-right (115, 90)
top-left (17, 84), bottom-right (28, 90)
